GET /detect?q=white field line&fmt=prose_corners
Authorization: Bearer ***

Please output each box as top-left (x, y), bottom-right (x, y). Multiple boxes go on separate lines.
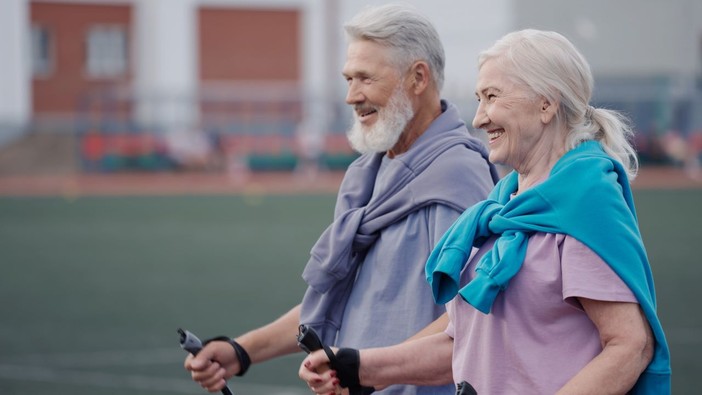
top-left (0, 348), bottom-right (309, 394)
top-left (0, 364), bottom-right (307, 394)
top-left (0, 348), bottom-right (184, 368)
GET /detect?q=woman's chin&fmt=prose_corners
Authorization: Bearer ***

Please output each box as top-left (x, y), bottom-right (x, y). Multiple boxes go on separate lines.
top-left (488, 153), bottom-right (506, 167)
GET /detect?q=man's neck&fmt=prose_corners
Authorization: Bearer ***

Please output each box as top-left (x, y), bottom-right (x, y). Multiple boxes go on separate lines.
top-left (387, 98), bottom-right (443, 158)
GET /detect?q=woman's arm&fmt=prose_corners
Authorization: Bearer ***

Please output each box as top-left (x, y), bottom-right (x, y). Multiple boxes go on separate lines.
top-left (556, 299), bottom-right (654, 395)
top-left (405, 312), bottom-right (450, 341)
top-left (360, 331), bottom-right (454, 387)
top-left (299, 332), bottom-right (454, 394)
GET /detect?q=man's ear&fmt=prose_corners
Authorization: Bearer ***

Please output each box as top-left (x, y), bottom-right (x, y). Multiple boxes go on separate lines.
top-left (409, 61), bottom-right (431, 95)
top-left (540, 96), bottom-right (559, 124)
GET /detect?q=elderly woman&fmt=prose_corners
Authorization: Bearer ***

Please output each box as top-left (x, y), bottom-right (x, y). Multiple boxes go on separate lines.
top-left (299, 29), bottom-right (670, 395)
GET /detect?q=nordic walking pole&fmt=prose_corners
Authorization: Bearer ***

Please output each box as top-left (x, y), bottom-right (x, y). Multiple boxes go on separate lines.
top-left (178, 328), bottom-right (234, 395)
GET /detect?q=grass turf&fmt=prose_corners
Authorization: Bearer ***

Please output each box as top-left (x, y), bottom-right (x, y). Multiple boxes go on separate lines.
top-left (0, 189), bottom-right (699, 394)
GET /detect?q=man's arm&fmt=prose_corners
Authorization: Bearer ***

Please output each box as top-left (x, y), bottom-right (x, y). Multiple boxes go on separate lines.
top-left (299, 332), bottom-right (454, 394)
top-left (185, 304), bottom-right (303, 392)
top-left (556, 299), bottom-right (654, 395)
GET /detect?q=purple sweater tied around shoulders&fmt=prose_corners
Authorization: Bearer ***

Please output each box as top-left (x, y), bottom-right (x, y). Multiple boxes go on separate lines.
top-left (300, 101), bottom-right (499, 344)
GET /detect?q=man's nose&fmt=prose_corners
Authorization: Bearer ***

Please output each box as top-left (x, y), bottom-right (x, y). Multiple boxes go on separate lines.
top-left (345, 81), bottom-right (363, 105)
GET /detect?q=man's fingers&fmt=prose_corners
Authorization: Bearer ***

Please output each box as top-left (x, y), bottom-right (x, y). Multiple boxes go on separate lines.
top-left (184, 353), bottom-right (196, 370)
top-left (202, 376), bottom-right (228, 392)
top-left (186, 342), bottom-right (222, 371)
top-left (192, 361), bottom-right (225, 386)
top-left (191, 360), bottom-right (228, 392)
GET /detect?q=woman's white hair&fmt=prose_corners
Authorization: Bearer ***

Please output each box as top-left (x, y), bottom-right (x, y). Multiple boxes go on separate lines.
top-left (478, 29), bottom-right (639, 179)
top-left (344, 3), bottom-right (445, 91)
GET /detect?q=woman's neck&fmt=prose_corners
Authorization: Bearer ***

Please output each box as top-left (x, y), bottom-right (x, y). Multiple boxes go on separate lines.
top-left (515, 127), bottom-right (568, 194)
top-left (516, 146), bottom-right (566, 194)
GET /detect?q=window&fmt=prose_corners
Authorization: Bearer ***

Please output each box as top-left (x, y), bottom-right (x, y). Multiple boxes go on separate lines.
top-left (31, 25), bottom-right (52, 77)
top-left (85, 25), bottom-right (127, 78)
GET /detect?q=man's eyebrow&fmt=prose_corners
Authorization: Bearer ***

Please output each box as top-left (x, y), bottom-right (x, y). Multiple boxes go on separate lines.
top-left (342, 70), bottom-right (371, 79)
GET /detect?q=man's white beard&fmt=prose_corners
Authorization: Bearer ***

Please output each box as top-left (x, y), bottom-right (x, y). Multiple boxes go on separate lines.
top-left (346, 87), bottom-right (414, 154)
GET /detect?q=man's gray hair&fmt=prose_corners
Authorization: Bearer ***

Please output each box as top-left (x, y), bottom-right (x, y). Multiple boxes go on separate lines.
top-left (344, 3), bottom-right (445, 91)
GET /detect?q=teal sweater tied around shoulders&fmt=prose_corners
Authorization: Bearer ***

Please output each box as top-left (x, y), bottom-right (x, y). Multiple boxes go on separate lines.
top-left (425, 140), bottom-right (671, 394)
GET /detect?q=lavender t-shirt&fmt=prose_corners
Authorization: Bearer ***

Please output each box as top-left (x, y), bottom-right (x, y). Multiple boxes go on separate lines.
top-left (446, 233), bottom-right (637, 394)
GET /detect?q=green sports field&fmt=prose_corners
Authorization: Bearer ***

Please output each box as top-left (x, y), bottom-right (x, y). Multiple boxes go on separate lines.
top-left (0, 189), bottom-right (699, 394)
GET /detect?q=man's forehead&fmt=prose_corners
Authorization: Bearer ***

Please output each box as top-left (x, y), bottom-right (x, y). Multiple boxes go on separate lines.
top-left (343, 40), bottom-right (394, 74)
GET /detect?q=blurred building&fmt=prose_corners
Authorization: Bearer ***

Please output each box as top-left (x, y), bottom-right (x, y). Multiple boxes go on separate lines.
top-left (513, 0), bottom-right (702, 167)
top-left (0, 0), bottom-right (700, 171)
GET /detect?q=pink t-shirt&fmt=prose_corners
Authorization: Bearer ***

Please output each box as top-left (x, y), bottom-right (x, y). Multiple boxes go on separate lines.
top-left (446, 233), bottom-right (637, 394)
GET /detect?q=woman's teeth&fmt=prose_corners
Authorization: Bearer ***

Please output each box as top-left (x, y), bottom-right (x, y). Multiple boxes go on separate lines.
top-left (488, 130), bottom-right (504, 141)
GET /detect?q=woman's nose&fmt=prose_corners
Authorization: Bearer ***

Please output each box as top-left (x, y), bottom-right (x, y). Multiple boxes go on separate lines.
top-left (472, 104), bottom-right (488, 130)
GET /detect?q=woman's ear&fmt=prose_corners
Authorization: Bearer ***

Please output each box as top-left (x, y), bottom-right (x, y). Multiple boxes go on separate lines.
top-left (540, 97), bottom-right (559, 124)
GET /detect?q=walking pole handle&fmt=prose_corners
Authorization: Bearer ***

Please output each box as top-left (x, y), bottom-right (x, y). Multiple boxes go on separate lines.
top-left (178, 328), bottom-right (234, 395)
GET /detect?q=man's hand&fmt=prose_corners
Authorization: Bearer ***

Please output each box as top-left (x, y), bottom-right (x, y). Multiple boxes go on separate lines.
top-left (184, 341), bottom-right (241, 393)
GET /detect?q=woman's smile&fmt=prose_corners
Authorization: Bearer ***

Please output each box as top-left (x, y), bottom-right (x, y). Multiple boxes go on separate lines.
top-left (487, 128), bottom-right (505, 144)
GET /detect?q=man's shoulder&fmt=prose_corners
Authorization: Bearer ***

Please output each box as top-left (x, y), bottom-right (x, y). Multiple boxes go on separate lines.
top-left (432, 141), bottom-right (489, 171)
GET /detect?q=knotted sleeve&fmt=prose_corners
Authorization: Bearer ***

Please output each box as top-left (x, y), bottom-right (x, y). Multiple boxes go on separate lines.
top-left (425, 200), bottom-right (501, 304)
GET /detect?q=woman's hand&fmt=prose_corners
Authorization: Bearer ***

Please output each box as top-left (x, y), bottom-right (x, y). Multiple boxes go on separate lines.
top-left (299, 348), bottom-right (342, 394)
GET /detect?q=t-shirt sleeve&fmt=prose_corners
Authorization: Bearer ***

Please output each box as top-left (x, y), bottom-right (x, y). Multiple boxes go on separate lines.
top-left (445, 322), bottom-right (455, 339)
top-left (445, 305), bottom-right (456, 339)
top-left (427, 203), bottom-right (463, 251)
top-left (562, 235), bottom-right (638, 307)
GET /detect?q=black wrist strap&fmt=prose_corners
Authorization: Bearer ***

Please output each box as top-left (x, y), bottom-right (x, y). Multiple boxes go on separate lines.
top-left (204, 336), bottom-right (251, 377)
top-left (325, 346), bottom-right (375, 395)
top-left (456, 380), bottom-right (477, 395)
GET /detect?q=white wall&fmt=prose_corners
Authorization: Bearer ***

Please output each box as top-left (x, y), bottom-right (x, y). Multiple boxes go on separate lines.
top-left (0, 0), bottom-right (31, 144)
top-left (337, 0), bottom-right (514, 117)
top-left (513, 0), bottom-right (701, 77)
top-left (133, 0), bottom-right (198, 130)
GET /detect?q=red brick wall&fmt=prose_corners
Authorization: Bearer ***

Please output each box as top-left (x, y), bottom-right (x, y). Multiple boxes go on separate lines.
top-left (31, 1), bottom-right (132, 115)
top-left (198, 7), bottom-right (300, 81)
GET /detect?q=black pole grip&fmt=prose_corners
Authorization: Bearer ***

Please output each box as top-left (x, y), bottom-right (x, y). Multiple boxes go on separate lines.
top-left (297, 324), bottom-right (324, 354)
top-left (456, 380), bottom-right (477, 395)
top-left (178, 328), bottom-right (234, 395)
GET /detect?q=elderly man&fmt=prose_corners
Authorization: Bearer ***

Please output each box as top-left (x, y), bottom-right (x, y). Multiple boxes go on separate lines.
top-left (184, 4), bottom-right (498, 394)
